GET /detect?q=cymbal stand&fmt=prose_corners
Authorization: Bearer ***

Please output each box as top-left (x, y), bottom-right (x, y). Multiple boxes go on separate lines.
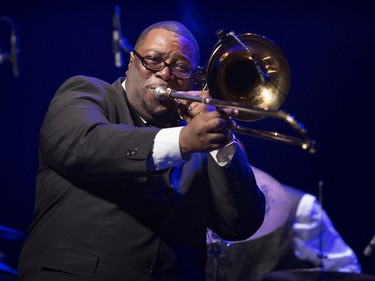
top-left (207, 230), bottom-right (227, 281)
top-left (317, 181), bottom-right (327, 269)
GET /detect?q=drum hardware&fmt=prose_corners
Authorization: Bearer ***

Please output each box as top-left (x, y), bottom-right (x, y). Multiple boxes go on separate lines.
top-left (363, 233), bottom-right (375, 257)
top-left (206, 230), bottom-right (228, 281)
top-left (206, 167), bottom-right (292, 281)
top-left (263, 268), bottom-right (375, 281)
top-left (317, 181), bottom-right (327, 268)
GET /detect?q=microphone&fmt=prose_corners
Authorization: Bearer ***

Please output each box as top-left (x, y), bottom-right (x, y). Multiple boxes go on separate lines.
top-left (0, 16), bottom-right (20, 77)
top-left (112, 5), bottom-right (123, 68)
top-left (363, 233), bottom-right (375, 257)
top-left (10, 26), bottom-right (20, 77)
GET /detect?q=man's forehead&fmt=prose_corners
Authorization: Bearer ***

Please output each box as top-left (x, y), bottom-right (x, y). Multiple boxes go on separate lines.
top-left (143, 29), bottom-right (186, 44)
top-left (140, 29), bottom-right (198, 62)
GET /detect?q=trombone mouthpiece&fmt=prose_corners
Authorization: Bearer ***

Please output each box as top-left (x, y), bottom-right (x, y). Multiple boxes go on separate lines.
top-left (154, 86), bottom-right (171, 101)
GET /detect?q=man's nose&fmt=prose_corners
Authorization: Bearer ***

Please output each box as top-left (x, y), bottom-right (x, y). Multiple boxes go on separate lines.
top-left (156, 65), bottom-right (174, 80)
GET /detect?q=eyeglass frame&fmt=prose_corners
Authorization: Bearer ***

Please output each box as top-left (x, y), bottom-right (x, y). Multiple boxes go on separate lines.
top-left (132, 50), bottom-right (195, 79)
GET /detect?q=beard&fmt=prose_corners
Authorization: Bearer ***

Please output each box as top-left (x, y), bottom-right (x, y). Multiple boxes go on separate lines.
top-left (141, 98), bottom-right (180, 126)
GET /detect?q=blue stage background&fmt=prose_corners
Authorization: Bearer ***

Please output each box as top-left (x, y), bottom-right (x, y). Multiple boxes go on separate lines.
top-left (1, 0), bottom-right (374, 275)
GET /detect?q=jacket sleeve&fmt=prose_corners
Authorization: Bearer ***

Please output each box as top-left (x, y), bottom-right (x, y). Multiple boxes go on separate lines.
top-left (39, 75), bottom-right (160, 183)
top-left (206, 145), bottom-right (266, 241)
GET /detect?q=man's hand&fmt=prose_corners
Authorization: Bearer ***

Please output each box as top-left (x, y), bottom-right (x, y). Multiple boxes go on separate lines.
top-left (178, 90), bottom-right (238, 160)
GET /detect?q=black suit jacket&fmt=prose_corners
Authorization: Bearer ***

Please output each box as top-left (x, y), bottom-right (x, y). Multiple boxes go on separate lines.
top-left (18, 75), bottom-right (265, 281)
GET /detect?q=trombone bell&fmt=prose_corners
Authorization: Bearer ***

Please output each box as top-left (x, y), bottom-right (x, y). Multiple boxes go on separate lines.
top-left (206, 32), bottom-right (291, 121)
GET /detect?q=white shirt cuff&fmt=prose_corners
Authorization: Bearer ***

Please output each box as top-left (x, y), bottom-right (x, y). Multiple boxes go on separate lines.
top-left (153, 127), bottom-right (238, 169)
top-left (210, 140), bottom-right (238, 167)
top-left (152, 127), bottom-right (185, 170)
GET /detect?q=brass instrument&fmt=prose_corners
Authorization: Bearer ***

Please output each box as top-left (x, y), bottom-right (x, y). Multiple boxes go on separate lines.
top-left (154, 30), bottom-right (316, 153)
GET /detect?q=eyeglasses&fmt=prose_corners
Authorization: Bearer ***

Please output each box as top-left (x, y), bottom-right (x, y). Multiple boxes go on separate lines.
top-left (133, 50), bottom-right (194, 79)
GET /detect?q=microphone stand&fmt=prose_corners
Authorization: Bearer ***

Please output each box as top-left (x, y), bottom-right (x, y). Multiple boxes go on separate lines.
top-left (317, 181), bottom-right (327, 269)
top-left (112, 4), bottom-right (133, 68)
top-left (363, 233), bottom-right (375, 257)
top-left (118, 34), bottom-right (133, 54)
top-left (207, 230), bottom-right (227, 281)
top-left (0, 16), bottom-right (20, 77)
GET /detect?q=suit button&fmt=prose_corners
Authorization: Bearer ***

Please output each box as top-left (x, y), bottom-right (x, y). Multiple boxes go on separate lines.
top-left (126, 148), bottom-right (138, 156)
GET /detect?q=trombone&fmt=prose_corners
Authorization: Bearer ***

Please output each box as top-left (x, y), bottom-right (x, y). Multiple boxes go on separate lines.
top-left (155, 30), bottom-right (317, 153)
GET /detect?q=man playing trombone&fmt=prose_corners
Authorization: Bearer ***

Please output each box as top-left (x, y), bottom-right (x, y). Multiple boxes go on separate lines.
top-left (17, 20), bottom-right (265, 281)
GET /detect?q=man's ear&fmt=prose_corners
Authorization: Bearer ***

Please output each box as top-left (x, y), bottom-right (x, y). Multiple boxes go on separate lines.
top-left (128, 52), bottom-right (135, 67)
top-left (125, 52), bottom-right (135, 76)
